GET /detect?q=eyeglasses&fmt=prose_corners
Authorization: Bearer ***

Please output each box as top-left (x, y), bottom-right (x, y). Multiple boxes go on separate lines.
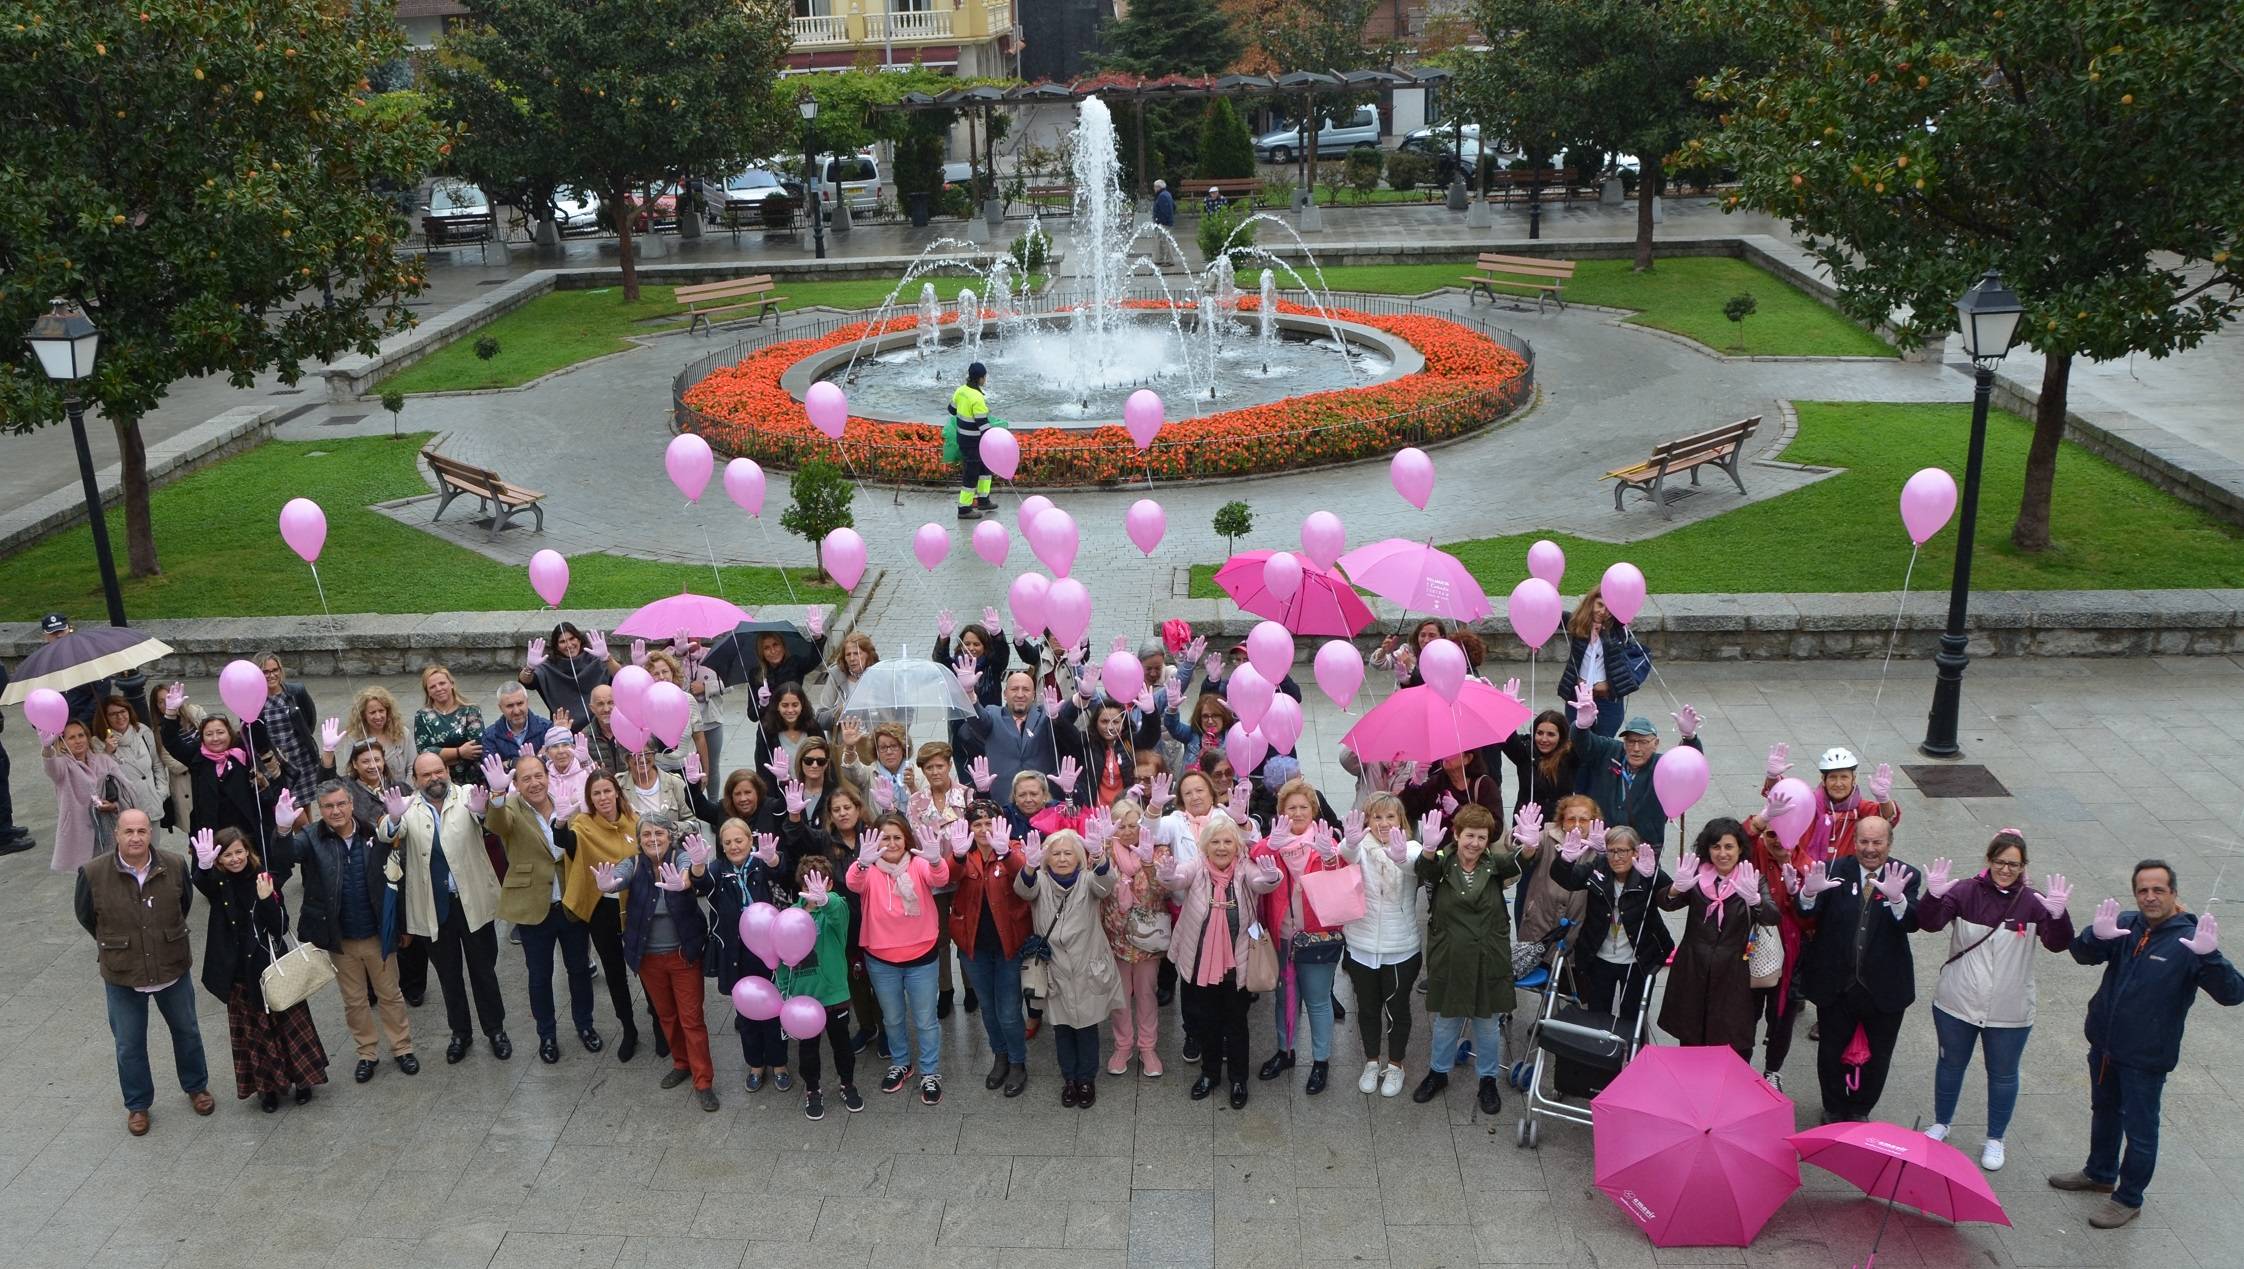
top-left (800, 756), bottom-right (828, 768)
top-left (1988, 858), bottom-right (2026, 871)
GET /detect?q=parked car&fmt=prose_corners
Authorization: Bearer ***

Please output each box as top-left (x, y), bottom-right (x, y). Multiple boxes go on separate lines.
top-left (627, 183), bottom-right (680, 233)
top-left (550, 191), bottom-right (603, 235)
top-left (420, 181), bottom-right (493, 245)
top-left (818, 152), bottom-right (883, 214)
top-left (1254, 105), bottom-right (1381, 164)
top-left (1396, 129), bottom-right (1480, 184)
top-left (708, 167), bottom-right (794, 224)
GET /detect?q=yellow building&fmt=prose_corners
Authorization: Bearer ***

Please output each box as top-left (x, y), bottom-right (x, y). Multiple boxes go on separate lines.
top-left (785, 0), bottom-right (1020, 77)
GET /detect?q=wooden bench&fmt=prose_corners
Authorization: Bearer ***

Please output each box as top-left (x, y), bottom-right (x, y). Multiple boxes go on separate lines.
top-left (1461, 252), bottom-right (1576, 312)
top-left (1023, 184), bottom-right (1076, 211)
top-left (676, 275), bottom-right (786, 336)
top-left (1178, 178), bottom-right (1268, 209)
top-left (423, 446), bottom-right (547, 536)
top-left (422, 212), bottom-right (494, 247)
top-left (1603, 416), bottom-right (1762, 518)
top-left (1481, 169), bottom-right (1567, 205)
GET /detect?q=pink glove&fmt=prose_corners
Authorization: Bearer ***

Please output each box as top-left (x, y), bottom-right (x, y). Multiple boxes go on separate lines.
top-left (946, 818), bottom-right (971, 857)
top-left (2090, 897), bottom-right (2124, 940)
top-left (1111, 634), bottom-right (1131, 655)
top-left (320, 717), bottom-right (345, 752)
top-left (855, 830), bottom-right (882, 867)
top-left (1203, 652), bottom-right (1224, 682)
top-left (630, 638), bottom-right (648, 668)
top-left (937, 610), bottom-right (956, 638)
top-left (1923, 857), bottom-right (1955, 898)
top-left (969, 756), bottom-right (995, 792)
top-left (1065, 644), bottom-right (1087, 669)
top-left (1671, 852), bottom-right (1701, 892)
top-left (655, 862), bottom-right (689, 892)
top-left (1056, 757), bottom-right (1081, 796)
top-left (1256, 856), bottom-right (1282, 887)
top-left (1632, 842), bottom-right (1655, 878)
top-left (955, 661), bottom-right (980, 696)
top-left (684, 750), bottom-right (703, 786)
top-left (1416, 810), bottom-right (1445, 852)
top-left (1781, 863), bottom-right (1801, 895)
top-left (1439, 791), bottom-right (1459, 815)
top-left (1135, 837), bottom-right (1156, 865)
top-left (586, 630), bottom-right (609, 660)
top-left (1083, 808), bottom-right (1114, 852)
top-left (1312, 825), bottom-right (1341, 864)
top-left (573, 732), bottom-right (590, 767)
top-left (192, 829), bottom-right (220, 870)
top-left (380, 788), bottom-right (409, 821)
top-left (807, 606), bottom-right (826, 638)
top-left (525, 636), bottom-right (547, 669)
top-left (1022, 837), bottom-right (1045, 871)
top-left (592, 862), bottom-right (624, 893)
top-left (1511, 803), bottom-right (1543, 853)
top-left (2182, 914), bottom-right (2221, 956)
top-left (162, 683), bottom-right (187, 715)
top-left (1730, 861), bottom-right (1762, 903)
top-left (982, 606), bottom-right (1002, 634)
top-left (1867, 762), bottom-right (1894, 802)
top-left (1763, 784), bottom-right (1797, 824)
top-left (1134, 689), bottom-right (1156, 715)
top-left (1383, 827), bottom-right (1408, 865)
top-left (1225, 780), bottom-right (1251, 820)
top-left (1557, 828), bottom-right (1590, 863)
top-left (1042, 686), bottom-right (1062, 719)
top-left (1871, 862), bottom-right (1910, 906)
top-left (769, 748), bottom-right (791, 782)
top-left (912, 828), bottom-right (943, 865)
top-left (1571, 682), bottom-right (1596, 729)
top-left (1765, 743), bottom-right (1791, 780)
top-left (1183, 636), bottom-right (1207, 666)
top-left (480, 753), bottom-right (511, 794)
top-left (1340, 809), bottom-right (1367, 850)
top-left (1797, 861), bottom-right (1839, 900)
top-left (2039, 873), bottom-right (2071, 919)
top-left (466, 786), bottom-right (489, 816)
top-left (273, 790), bottom-right (300, 833)
top-left (803, 870), bottom-right (832, 908)
top-left (989, 817), bottom-right (1013, 855)
top-left (783, 780), bottom-right (807, 816)
top-left (872, 780), bottom-right (896, 811)
top-left (753, 832), bottom-right (781, 868)
top-left (1500, 677), bottom-right (1522, 706)
top-left (683, 833), bottom-right (713, 873)
top-left (1146, 773), bottom-right (1173, 814)
top-left (1671, 704), bottom-right (1701, 739)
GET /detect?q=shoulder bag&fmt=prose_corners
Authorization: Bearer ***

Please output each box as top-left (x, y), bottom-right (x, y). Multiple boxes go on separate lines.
top-left (1238, 916), bottom-right (1279, 993)
top-left (260, 897), bottom-right (337, 1012)
top-left (1126, 903), bottom-right (1173, 954)
top-left (1745, 924), bottom-right (1784, 989)
top-left (1297, 858), bottom-right (1368, 927)
top-left (1018, 879), bottom-right (1076, 1000)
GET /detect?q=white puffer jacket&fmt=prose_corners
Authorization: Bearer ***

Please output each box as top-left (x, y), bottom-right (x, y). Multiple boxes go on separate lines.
top-left (1340, 835), bottom-right (1425, 967)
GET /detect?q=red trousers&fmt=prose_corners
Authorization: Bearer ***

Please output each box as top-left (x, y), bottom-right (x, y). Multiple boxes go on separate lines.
top-left (639, 950), bottom-right (714, 1091)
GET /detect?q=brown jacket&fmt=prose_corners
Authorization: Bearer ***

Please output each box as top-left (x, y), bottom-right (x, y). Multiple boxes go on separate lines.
top-left (488, 793), bottom-right (568, 926)
top-left (949, 846), bottom-right (1034, 959)
top-left (75, 849), bottom-right (195, 989)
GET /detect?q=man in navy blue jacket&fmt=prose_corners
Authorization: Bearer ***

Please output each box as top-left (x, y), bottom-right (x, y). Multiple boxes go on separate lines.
top-left (2051, 859), bottom-right (2244, 1228)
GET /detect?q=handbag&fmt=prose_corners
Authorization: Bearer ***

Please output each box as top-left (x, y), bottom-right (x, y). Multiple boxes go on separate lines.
top-left (261, 928), bottom-right (337, 1012)
top-left (1297, 861), bottom-right (1368, 926)
top-left (1289, 930), bottom-right (1346, 964)
top-left (1745, 925), bottom-right (1784, 989)
top-left (1239, 920), bottom-right (1279, 993)
top-left (1126, 905), bottom-right (1173, 953)
top-left (1018, 880), bottom-right (1075, 1000)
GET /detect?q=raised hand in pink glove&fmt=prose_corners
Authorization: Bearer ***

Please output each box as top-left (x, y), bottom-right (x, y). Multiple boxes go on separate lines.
top-left (988, 817), bottom-right (1013, 856)
top-left (783, 780), bottom-right (807, 816)
top-left (320, 717), bottom-right (345, 753)
top-left (912, 826), bottom-right (944, 865)
top-left (586, 630), bottom-right (609, 661)
top-left (768, 747), bottom-right (790, 782)
top-left (969, 755), bottom-right (995, 793)
top-left (1499, 677), bottom-right (1523, 706)
top-left (1730, 860), bottom-right (1763, 903)
top-left (854, 830), bottom-right (882, 868)
top-left (1571, 681), bottom-right (1596, 729)
top-left (1416, 809), bottom-right (1445, 852)
top-left (1083, 807), bottom-right (1114, 852)
top-left (2090, 897), bottom-right (2125, 940)
top-left (1183, 635), bottom-right (1207, 666)
top-left (466, 785), bottom-right (489, 816)
top-left (1055, 756), bottom-right (1081, 796)
top-left (2182, 914), bottom-right (2221, 956)
top-left (592, 861), bottom-right (624, 893)
top-left (1870, 862), bottom-right (1910, 906)
top-left (1134, 689), bottom-right (1156, 715)
top-left (1146, 773), bottom-right (1173, 814)
top-left (1225, 780), bottom-right (1251, 820)
top-left (1312, 824), bottom-right (1342, 863)
top-left (1558, 828), bottom-right (1591, 863)
top-left (162, 683), bottom-right (188, 716)
top-left (630, 638), bottom-right (648, 668)
top-left (1671, 704), bottom-right (1702, 739)
top-left (2039, 873), bottom-right (2071, 919)
top-left (1512, 803), bottom-right (1544, 853)
top-left (1632, 842), bottom-right (1656, 878)
top-left (954, 660), bottom-right (979, 697)
top-left (756, 682), bottom-right (772, 708)
top-left (655, 862), bottom-right (689, 892)
top-left (684, 750), bottom-right (704, 786)
top-left (573, 732), bottom-right (591, 767)
top-left (1923, 857), bottom-right (1955, 898)
top-left (1042, 686), bottom-right (1062, 719)
top-left (1797, 861), bottom-right (1839, 900)
top-left (1255, 855), bottom-right (1282, 887)
top-left (1765, 742), bottom-right (1791, 780)
top-left (683, 833), bottom-right (713, 873)
top-left (871, 779), bottom-right (896, 812)
top-left (1383, 826), bottom-right (1409, 866)
top-left (1021, 836), bottom-right (1045, 871)
top-left (753, 832), bottom-right (781, 868)
top-left (1867, 762), bottom-right (1894, 803)
top-left (806, 606), bottom-right (826, 638)
top-left (1064, 643), bottom-right (1086, 669)
top-left (802, 870), bottom-right (832, 908)
top-left (982, 606), bottom-right (1003, 635)
top-left (937, 609), bottom-right (956, 638)
top-left (480, 753), bottom-right (512, 795)
top-left (1135, 837), bottom-right (1157, 866)
top-left (1340, 809), bottom-right (1367, 850)
top-left (1763, 784), bottom-right (1798, 824)
top-left (1671, 851), bottom-right (1701, 893)
top-left (192, 828), bottom-right (220, 871)
top-left (273, 789), bottom-right (301, 833)
top-left (1781, 863), bottom-right (1801, 895)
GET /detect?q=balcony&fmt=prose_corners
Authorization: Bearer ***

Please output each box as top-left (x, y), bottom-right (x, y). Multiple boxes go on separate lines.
top-left (791, 14), bottom-right (847, 44)
top-left (870, 8), bottom-right (953, 41)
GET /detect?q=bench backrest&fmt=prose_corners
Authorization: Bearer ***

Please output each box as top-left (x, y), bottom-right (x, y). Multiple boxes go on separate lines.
top-left (675, 276), bottom-right (775, 304)
top-left (1476, 253), bottom-right (1576, 279)
top-left (1650, 417), bottom-right (1761, 461)
top-left (1179, 178), bottom-right (1264, 194)
top-left (426, 451), bottom-right (500, 485)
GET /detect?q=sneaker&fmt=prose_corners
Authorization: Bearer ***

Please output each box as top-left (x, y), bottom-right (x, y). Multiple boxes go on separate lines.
top-left (1924, 1122), bottom-right (1950, 1142)
top-left (1358, 1061), bottom-right (1383, 1094)
top-left (850, 1028), bottom-right (874, 1054)
top-left (1411, 1071), bottom-right (1449, 1104)
top-left (804, 1090), bottom-right (826, 1121)
top-left (839, 1084), bottom-right (865, 1112)
top-left (1380, 1064), bottom-right (1406, 1098)
top-left (880, 1063), bottom-right (914, 1094)
top-left (1476, 1076), bottom-right (1502, 1117)
top-left (1140, 1049), bottom-right (1163, 1078)
top-left (1108, 1050), bottom-right (1131, 1076)
top-left (774, 1070), bottom-right (793, 1092)
top-left (1763, 1070), bottom-right (1783, 1093)
top-left (1182, 1036), bottom-right (1202, 1062)
top-left (919, 1075), bottom-right (943, 1106)
top-left (2088, 1198), bottom-right (2142, 1229)
top-left (2048, 1170), bottom-right (2116, 1194)
top-left (1981, 1139), bottom-right (2006, 1171)
top-left (745, 1069), bottom-right (764, 1092)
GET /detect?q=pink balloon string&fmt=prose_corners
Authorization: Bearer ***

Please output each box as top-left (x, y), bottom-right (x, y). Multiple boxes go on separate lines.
top-left (1872, 544), bottom-right (1921, 709)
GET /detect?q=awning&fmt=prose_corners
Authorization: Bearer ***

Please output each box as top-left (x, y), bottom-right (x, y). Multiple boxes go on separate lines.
top-left (785, 47), bottom-right (959, 72)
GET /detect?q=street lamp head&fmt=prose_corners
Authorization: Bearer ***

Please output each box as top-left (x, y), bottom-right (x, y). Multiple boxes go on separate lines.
top-left (1954, 269), bottom-right (2024, 367)
top-left (797, 90), bottom-right (819, 123)
top-left (24, 297), bottom-right (99, 382)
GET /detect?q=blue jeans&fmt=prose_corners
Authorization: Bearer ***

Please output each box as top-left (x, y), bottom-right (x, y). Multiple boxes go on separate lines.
top-left (865, 956), bottom-right (941, 1077)
top-left (1274, 950), bottom-right (1337, 1061)
top-left (961, 939), bottom-right (1027, 1064)
top-left (105, 978), bottom-right (210, 1112)
top-left (1931, 1006), bottom-right (2030, 1139)
top-left (517, 902), bottom-right (595, 1041)
top-left (1429, 1013), bottom-right (1506, 1079)
top-left (2085, 1051), bottom-right (2165, 1209)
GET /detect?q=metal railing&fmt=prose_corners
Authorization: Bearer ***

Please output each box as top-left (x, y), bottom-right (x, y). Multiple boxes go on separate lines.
top-left (790, 14), bottom-right (847, 44)
top-left (871, 8), bottom-right (953, 39)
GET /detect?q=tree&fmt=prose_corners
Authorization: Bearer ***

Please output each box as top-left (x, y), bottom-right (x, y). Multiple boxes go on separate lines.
top-left (1722, 292), bottom-right (1756, 351)
top-left (1098, 0), bottom-right (1242, 190)
top-left (781, 459), bottom-right (856, 575)
top-left (1702, 0), bottom-right (2244, 550)
top-left (1196, 100), bottom-right (1257, 181)
top-left (1254, 0), bottom-right (1395, 196)
top-left (431, 0), bottom-right (793, 303)
top-left (0, 1), bottom-right (448, 578)
top-left (1213, 500), bottom-right (1254, 555)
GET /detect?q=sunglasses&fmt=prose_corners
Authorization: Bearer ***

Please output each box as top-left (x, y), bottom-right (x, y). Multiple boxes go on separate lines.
top-left (800, 756), bottom-right (829, 767)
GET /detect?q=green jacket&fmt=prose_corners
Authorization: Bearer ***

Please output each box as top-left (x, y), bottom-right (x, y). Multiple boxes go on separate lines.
top-left (1414, 845), bottom-right (1522, 1019)
top-left (773, 893), bottom-right (850, 1007)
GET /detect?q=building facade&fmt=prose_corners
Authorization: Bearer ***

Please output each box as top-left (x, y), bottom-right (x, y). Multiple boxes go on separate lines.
top-left (785, 0), bottom-right (1019, 77)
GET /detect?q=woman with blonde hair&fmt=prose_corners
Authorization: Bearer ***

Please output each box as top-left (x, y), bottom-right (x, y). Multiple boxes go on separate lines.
top-left (325, 685), bottom-right (413, 787)
top-left (813, 632), bottom-right (880, 729)
top-left (1155, 810), bottom-right (1281, 1108)
top-left (1014, 827), bottom-right (1123, 1108)
top-left (558, 770), bottom-right (648, 1061)
top-left (1556, 587), bottom-right (1641, 739)
top-left (412, 665), bottom-right (485, 786)
top-left (1100, 799), bottom-right (1167, 1077)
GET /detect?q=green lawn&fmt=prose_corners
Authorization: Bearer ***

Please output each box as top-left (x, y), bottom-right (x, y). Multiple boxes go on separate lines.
top-left (1190, 401), bottom-right (2244, 596)
top-left (0, 433), bottom-right (841, 618)
top-left (377, 275), bottom-right (1034, 394)
top-left (1293, 256), bottom-right (1896, 358)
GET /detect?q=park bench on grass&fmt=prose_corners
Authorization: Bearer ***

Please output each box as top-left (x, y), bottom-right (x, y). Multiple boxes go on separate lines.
top-left (1024, 184), bottom-right (1076, 213)
top-left (1603, 416), bottom-right (1763, 518)
top-left (423, 445), bottom-right (546, 536)
top-left (676, 276), bottom-right (786, 336)
top-left (1178, 178), bottom-right (1268, 208)
top-left (1461, 252), bottom-right (1576, 312)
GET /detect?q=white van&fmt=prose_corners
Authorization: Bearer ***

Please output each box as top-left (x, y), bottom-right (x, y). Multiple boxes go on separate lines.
top-left (819, 152), bottom-right (884, 215)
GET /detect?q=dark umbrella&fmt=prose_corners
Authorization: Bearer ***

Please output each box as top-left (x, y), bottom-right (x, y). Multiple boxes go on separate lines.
top-left (699, 619), bottom-right (822, 688)
top-left (0, 625), bottom-right (173, 705)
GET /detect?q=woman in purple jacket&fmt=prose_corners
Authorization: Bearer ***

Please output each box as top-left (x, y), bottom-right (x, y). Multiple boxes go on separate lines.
top-left (1915, 829), bottom-right (2075, 1173)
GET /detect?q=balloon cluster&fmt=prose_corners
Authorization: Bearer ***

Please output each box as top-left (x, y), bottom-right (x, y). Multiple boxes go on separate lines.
top-left (731, 902), bottom-right (830, 1039)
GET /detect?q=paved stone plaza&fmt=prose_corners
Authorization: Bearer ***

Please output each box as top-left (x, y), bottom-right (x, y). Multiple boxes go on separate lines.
top-left (5, 656), bottom-right (2244, 1269)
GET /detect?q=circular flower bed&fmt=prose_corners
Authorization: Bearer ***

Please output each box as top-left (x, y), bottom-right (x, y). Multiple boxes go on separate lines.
top-left (678, 299), bottom-right (1532, 485)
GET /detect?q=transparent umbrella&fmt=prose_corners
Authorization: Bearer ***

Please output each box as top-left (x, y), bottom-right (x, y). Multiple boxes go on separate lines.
top-left (841, 657), bottom-right (976, 730)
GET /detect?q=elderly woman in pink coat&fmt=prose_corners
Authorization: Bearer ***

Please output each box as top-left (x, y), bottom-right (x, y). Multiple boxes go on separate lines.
top-left (44, 718), bottom-right (125, 873)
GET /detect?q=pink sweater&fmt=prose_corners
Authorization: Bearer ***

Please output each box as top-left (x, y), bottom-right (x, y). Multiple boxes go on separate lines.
top-left (846, 854), bottom-right (953, 962)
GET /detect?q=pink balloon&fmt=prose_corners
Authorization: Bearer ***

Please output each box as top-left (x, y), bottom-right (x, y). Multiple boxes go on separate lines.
top-left (821, 527), bottom-right (867, 591)
top-left (972, 519), bottom-right (1010, 566)
top-left (277, 497), bottom-right (326, 564)
top-left (1652, 744), bottom-right (1710, 819)
top-left (739, 901), bottom-right (781, 965)
top-left (1390, 446), bottom-right (1435, 509)
top-left (1300, 511), bottom-right (1345, 571)
top-left (1313, 639), bottom-right (1365, 710)
top-left (913, 522), bottom-right (950, 572)
top-left (1225, 663), bottom-right (1275, 731)
top-left (1507, 577), bottom-right (1562, 649)
top-left (665, 433), bottom-right (713, 503)
top-left (1600, 561), bottom-right (1648, 626)
top-left (1125, 499), bottom-right (1166, 556)
top-left (218, 659), bottom-right (267, 721)
top-left (1262, 551), bottom-right (1303, 604)
top-left (1028, 506), bottom-right (1079, 577)
top-left (1009, 571), bottom-right (1051, 636)
top-left (23, 688), bottom-right (68, 737)
top-left (1768, 777), bottom-right (1817, 850)
top-left (779, 993), bottom-right (829, 1040)
top-left (1123, 389), bottom-right (1164, 450)
top-left (609, 707), bottom-right (650, 754)
top-left (981, 427), bottom-right (1020, 480)
top-left (528, 549), bottom-right (569, 607)
top-left (1102, 649), bottom-right (1145, 704)
top-left (642, 682), bottom-right (693, 748)
top-left (1224, 722), bottom-right (1269, 776)
top-left (723, 457), bottom-right (766, 516)
top-left (1419, 638), bottom-right (1469, 703)
top-left (611, 665), bottom-right (654, 723)
top-left (1527, 539), bottom-right (1565, 587)
top-left (731, 975), bottom-right (781, 1021)
top-left (1017, 495), bottom-right (1053, 533)
top-left (1245, 620), bottom-right (1294, 683)
top-left (1260, 694), bottom-right (1303, 756)
top-left (804, 381), bottom-right (849, 439)
top-left (772, 907), bottom-right (819, 967)
top-left (1044, 577), bottom-right (1092, 649)
top-left (1900, 467), bottom-right (1959, 546)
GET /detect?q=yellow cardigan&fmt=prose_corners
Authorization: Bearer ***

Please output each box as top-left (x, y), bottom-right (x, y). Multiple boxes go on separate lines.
top-left (563, 810), bottom-right (639, 920)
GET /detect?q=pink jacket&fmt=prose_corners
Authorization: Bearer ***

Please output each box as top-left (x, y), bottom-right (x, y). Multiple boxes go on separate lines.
top-left (46, 749), bottom-right (123, 874)
top-left (846, 853), bottom-right (952, 962)
top-left (1160, 854), bottom-right (1279, 985)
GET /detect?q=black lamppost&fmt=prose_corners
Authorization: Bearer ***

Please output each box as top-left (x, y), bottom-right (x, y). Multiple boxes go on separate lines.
top-left (798, 89), bottom-right (826, 260)
top-left (24, 299), bottom-right (128, 629)
top-left (1920, 269), bottom-right (2025, 758)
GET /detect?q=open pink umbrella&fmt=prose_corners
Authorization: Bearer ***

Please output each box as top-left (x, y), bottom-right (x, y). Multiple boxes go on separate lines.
top-left (1789, 1121), bottom-right (2009, 1265)
top-left (1213, 549), bottom-right (1376, 637)
top-left (1336, 538), bottom-right (1493, 622)
top-left (614, 592), bottom-right (760, 639)
top-left (1339, 680), bottom-right (1530, 764)
top-left (1591, 1045), bottom-right (1800, 1247)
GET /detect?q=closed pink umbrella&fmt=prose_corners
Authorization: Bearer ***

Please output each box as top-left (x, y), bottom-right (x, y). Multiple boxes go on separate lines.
top-left (614, 591), bottom-right (760, 639)
top-left (1788, 1121), bottom-right (2009, 1265)
top-left (1590, 1045), bottom-right (1800, 1248)
top-left (1213, 549), bottom-right (1375, 637)
top-left (1336, 538), bottom-right (1493, 622)
top-left (1338, 680), bottom-right (1530, 764)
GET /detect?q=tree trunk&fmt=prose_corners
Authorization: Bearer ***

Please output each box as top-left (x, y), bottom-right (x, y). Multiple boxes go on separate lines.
top-left (613, 188), bottom-right (640, 302)
top-left (2010, 351), bottom-right (2071, 552)
top-left (1634, 152), bottom-right (1661, 272)
top-left (111, 413), bottom-right (160, 577)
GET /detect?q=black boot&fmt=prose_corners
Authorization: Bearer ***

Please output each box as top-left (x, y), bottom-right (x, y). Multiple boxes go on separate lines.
top-left (937, 990), bottom-right (954, 1020)
top-left (616, 1025), bottom-right (640, 1063)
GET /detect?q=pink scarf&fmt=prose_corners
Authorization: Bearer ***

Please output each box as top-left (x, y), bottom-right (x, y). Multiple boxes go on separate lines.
top-left (1697, 866), bottom-right (1740, 928)
top-left (1195, 861), bottom-right (1239, 986)
top-left (1801, 787), bottom-right (1870, 862)
top-left (873, 856), bottom-right (921, 917)
top-left (201, 742), bottom-right (250, 778)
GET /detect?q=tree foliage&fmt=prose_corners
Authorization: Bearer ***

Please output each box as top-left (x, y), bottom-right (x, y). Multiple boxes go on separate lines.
top-left (1253, 0), bottom-right (1395, 191)
top-left (1099, 0), bottom-right (1244, 191)
top-left (0, 0), bottom-right (449, 576)
top-left (1701, 0), bottom-right (2244, 549)
top-left (1195, 100), bottom-right (1258, 180)
top-left (782, 460), bottom-right (856, 568)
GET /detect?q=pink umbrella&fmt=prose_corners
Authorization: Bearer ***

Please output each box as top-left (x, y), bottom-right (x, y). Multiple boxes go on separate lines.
top-left (1338, 680), bottom-right (1530, 764)
top-left (1590, 1045), bottom-right (1800, 1248)
top-left (1788, 1122), bottom-right (2011, 1252)
top-left (1336, 538), bottom-right (1493, 622)
top-left (1213, 549), bottom-right (1376, 637)
top-left (614, 592), bottom-right (760, 639)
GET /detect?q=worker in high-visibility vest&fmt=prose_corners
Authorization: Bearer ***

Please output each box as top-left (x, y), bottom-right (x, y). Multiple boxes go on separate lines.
top-left (948, 361), bottom-right (995, 520)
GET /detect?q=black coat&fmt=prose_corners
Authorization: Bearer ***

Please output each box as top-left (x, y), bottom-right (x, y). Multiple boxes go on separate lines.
top-left (1556, 627), bottom-right (1644, 703)
top-left (161, 717), bottom-right (282, 844)
top-left (276, 820), bottom-right (391, 951)
top-left (1497, 729), bottom-right (1582, 824)
top-left (1656, 879), bottom-right (1779, 1051)
top-left (706, 854), bottom-right (792, 990)
top-left (1796, 856), bottom-right (1921, 1013)
top-left (618, 850), bottom-right (713, 971)
top-left (193, 867), bottom-right (289, 1004)
top-left (1553, 854), bottom-right (1676, 967)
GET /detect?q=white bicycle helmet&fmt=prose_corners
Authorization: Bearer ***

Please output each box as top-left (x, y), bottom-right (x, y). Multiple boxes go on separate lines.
top-left (1817, 746), bottom-right (1860, 772)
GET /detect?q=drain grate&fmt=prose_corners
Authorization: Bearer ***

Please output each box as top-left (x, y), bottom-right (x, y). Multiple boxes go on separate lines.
top-left (1656, 486), bottom-right (1700, 506)
top-left (1902, 764), bottom-right (2011, 799)
top-left (321, 414), bottom-right (367, 427)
